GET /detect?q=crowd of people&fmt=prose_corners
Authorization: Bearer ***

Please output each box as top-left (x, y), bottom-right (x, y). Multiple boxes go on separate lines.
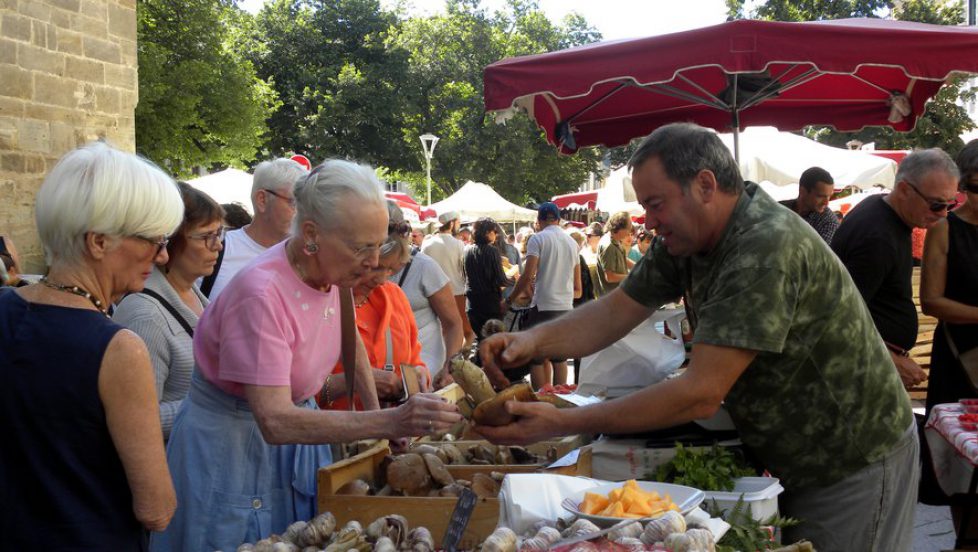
top-left (1, 125), bottom-right (978, 551)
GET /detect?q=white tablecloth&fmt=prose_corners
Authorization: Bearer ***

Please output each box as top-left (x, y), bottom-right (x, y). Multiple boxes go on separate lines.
top-left (924, 403), bottom-right (978, 496)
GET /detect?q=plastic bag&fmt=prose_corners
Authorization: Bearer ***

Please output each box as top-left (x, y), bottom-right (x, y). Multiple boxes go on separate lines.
top-left (577, 309), bottom-right (686, 397)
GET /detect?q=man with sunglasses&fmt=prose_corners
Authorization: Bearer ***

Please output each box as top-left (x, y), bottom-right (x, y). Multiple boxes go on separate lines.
top-left (202, 158), bottom-right (308, 299)
top-left (832, 149), bottom-right (960, 389)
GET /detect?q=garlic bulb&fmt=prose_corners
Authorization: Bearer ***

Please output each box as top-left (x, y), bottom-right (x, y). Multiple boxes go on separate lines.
top-left (300, 512), bottom-right (337, 548)
top-left (607, 521), bottom-right (642, 541)
top-left (662, 528), bottom-right (715, 552)
top-left (482, 527), bottom-right (517, 552)
top-left (560, 519), bottom-right (601, 539)
top-left (406, 527), bottom-right (435, 552)
top-left (640, 511), bottom-right (687, 544)
top-left (613, 537), bottom-right (646, 551)
top-left (518, 526), bottom-right (560, 550)
top-left (283, 521), bottom-right (308, 545)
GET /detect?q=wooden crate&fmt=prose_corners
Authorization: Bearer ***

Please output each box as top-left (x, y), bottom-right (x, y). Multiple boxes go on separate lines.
top-left (317, 443), bottom-right (591, 549)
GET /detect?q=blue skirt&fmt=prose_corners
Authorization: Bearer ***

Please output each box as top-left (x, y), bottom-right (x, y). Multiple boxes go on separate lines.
top-left (150, 373), bottom-right (332, 552)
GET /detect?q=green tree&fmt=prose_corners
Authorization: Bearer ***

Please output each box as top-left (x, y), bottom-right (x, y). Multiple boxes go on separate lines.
top-left (244, 0), bottom-right (411, 167)
top-left (136, 0), bottom-right (278, 176)
top-left (387, 0), bottom-right (603, 204)
top-left (726, 0), bottom-right (976, 156)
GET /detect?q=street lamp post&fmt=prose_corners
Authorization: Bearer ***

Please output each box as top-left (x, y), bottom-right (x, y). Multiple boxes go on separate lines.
top-left (419, 133), bottom-right (440, 206)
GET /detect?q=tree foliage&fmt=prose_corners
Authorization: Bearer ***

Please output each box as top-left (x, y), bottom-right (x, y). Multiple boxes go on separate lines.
top-left (135, 0), bottom-right (278, 177)
top-left (725, 0), bottom-right (976, 156)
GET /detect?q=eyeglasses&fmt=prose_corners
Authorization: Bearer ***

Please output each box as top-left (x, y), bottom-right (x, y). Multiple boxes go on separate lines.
top-left (187, 226), bottom-right (226, 249)
top-left (263, 188), bottom-right (296, 208)
top-left (904, 180), bottom-right (959, 213)
top-left (134, 235), bottom-right (169, 257)
top-left (343, 240), bottom-right (383, 261)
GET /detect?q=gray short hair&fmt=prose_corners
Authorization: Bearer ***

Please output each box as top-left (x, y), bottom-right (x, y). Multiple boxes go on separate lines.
top-left (627, 123), bottom-right (743, 194)
top-left (380, 200), bottom-right (411, 263)
top-left (35, 142), bottom-right (184, 265)
top-left (252, 158), bottom-right (308, 200)
top-left (292, 159), bottom-right (386, 234)
top-left (896, 148), bottom-right (959, 187)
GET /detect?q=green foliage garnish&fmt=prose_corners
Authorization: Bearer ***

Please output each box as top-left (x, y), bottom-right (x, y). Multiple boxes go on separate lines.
top-left (651, 443), bottom-right (756, 492)
top-left (709, 496), bottom-right (801, 552)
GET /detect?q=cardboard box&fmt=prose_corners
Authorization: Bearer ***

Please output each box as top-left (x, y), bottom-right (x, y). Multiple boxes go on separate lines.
top-left (317, 443), bottom-right (591, 549)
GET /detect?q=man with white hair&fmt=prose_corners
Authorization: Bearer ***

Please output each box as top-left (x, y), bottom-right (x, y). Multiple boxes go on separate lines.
top-left (201, 158), bottom-right (308, 298)
top-left (421, 211), bottom-right (475, 347)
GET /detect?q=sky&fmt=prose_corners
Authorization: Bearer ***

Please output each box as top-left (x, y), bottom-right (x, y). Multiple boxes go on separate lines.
top-left (237, 0), bottom-right (733, 41)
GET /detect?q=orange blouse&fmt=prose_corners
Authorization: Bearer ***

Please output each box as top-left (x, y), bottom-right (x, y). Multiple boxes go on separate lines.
top-left (323, 282), bottom-right (426, 410)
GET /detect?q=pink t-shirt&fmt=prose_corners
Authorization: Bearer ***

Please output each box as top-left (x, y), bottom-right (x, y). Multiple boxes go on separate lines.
top-left (194, 241), bottom-right (341, 402)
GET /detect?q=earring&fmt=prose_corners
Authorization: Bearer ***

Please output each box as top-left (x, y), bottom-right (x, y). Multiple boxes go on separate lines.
top-left (304, 242), bottom-right (319, 255)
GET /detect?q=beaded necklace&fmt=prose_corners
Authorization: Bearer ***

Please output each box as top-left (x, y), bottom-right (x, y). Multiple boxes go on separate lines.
top-left (40, 277), bottom-right (110, 318)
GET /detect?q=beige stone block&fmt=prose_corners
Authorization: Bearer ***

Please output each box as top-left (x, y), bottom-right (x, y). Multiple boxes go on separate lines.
top-left (0, 64), bottom-right (32, 99)
top-left (30, 20), bottom-right (48, 48)
top-left (118, 0), bottom-right (135, 9)
top-left (25, 102), bottom-right (81, 125)
top-left (73, 14), bottom-right (107, 38)
top-left (33, 73), bottom-right (75, 107)
top-left (79, 0), bottom-right (107, 19)
top-left (0, 97), bottom-right (24, 118)
top-left (118, 37), bottom-right (136, 66)
top-left (49, 121), bottom-right (81, 152)
top-left (1, 14), bottom-right (32, 42)
top-left (0, 37), bottom-right (16, 64)
top-left (47, 0), bottom-right (81, 12)
top-left (24, 153), bottom-right (46, 174)
top-left (0, 117), bottom-right (17, 149)
top-left (75, 81), bottom-right (97, 111)
top-left (0, 152), bottom-right (24, 172)
top-left (65, 55), bottom-right (103, 83)
top-left (50, 9), bottom-right (72, 30)
top-left (83, 36), bottom-right (120, 64)
top-left (20, 2), bottom-right (51, 21)
top-left (107, 3), bottom-right (134, 41)
top-left (104, 63), bottom-right (135, 89)
top-left (16, 119), bottom-right (51, 153)
top-left (94, 85), bottom-right (119, 114)
top-left (18, 43), bottom-right (64, 76)
top-left (56, 28), bottom-right (83, 55)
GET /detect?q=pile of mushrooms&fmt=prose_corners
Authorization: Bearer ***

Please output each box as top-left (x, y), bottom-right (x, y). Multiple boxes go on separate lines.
top-left (411, 443), bottom-right (542, 466)
top-left (333, 451), bottom-right (505, 499)
top-left (232, 513), bottom-right (436, 552)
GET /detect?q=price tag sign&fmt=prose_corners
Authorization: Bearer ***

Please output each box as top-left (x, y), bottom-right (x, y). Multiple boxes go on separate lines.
top-left (441, 487), bottom-right (477, 552)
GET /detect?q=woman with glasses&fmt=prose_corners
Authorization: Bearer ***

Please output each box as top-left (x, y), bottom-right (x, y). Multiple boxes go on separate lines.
top-left (0, 143), bottom-right (181, 548)
top-left (114, 182), bottom-right (225, 440)
top-left (921, 139), bottom-right (978, 416)
top-left (154, 160), bottom-right (461, 552)
top-left (321, 202), bottom-right (430, 410)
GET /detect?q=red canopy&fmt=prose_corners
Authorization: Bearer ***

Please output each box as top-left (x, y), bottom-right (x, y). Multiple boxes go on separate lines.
top-left (484, 18), bottom-right (978, 154)
top-left (551, 190), bottom-right (598, 210)
top-left (384, 191), bottom-right (436, 220)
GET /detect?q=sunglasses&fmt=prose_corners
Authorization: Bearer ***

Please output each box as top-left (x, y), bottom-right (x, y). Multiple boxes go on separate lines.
top-left (904, 180), bottom-right (959, 213)
top-left (388, 220), bottom-right (411, 237)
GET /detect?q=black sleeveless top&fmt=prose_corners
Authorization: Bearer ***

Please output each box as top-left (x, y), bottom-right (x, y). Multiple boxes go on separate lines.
top-left (927, 211), bottom-right (978, 412)
top-left (0, 291), bottom-right (148, 550)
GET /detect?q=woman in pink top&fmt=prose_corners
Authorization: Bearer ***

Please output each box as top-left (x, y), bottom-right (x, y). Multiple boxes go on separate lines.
top-left (154, 160), bottom-right (462, 552)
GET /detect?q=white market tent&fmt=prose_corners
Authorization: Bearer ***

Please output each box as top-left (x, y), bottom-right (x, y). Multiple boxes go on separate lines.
top-left (597, 166), bottom-right (643, 216)
top-left (718, 127), bottom-right (897, 190)
top-left (186, 168), bottom-right (255, 214)
top-left (427, 181), bottom-right (537, 223)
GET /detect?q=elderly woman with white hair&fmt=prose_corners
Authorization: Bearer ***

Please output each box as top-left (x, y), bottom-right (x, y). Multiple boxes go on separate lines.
top-left (154, 160), bottom-right (461, 552)
top-left (0, 143), bottom-right (181, 549)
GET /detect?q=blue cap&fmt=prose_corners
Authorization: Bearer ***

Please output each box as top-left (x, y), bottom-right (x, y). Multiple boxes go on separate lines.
top-left (537, 202), bottom-right (560, 221)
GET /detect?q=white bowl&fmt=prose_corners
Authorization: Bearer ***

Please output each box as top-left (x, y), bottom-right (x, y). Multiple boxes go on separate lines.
top-left (561, 481), bottom-right (705, 527)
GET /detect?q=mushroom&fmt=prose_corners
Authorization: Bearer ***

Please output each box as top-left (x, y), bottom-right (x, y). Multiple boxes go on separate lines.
top-left (422, 453), bottom-right (455, 486)
top-left (471, 473), bottom-right (500, 498)
top-left (386, 454), bottom-right (432, 495)
top-left (335, 479), bottom-right (372, 496)
top-left (413, 444), bottom-right (440, 456)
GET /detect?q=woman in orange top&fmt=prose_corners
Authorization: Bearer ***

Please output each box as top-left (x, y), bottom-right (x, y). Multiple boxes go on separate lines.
top-left (321, 202), bottom-right (431, 410)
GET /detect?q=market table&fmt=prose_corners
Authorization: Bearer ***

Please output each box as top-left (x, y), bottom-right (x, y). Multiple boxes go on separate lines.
top-left (924, 402), bottom-right (978, 548)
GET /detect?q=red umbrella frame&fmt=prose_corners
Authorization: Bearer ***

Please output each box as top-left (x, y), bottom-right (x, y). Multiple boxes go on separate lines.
top-left (483, 18), bottom-right (978, 158)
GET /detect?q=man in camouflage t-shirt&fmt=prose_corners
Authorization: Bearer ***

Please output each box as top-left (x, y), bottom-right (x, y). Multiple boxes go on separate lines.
top-left (478, 123), bottom-right (918, 552)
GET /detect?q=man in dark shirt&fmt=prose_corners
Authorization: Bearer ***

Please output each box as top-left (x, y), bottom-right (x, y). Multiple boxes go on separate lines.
top-left (781, 166), bottom-right (839, 244)
top-left (832, 149), bottom-right (960, 388)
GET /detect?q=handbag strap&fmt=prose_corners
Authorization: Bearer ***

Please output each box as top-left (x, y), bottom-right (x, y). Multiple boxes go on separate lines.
top-left (139, 288), bottom-right (194, 337)
top-left (396, 249), bottom-right (417, 287)
top-left (339, 287), bottom-right (357, 411)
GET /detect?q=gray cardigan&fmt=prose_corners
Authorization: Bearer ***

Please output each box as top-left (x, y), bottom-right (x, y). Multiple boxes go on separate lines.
top-left (113, 267), bottom-right (207, 439)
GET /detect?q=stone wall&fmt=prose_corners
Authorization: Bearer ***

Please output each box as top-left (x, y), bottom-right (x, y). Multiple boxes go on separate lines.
top-left (0, 0), bottom-right (137, 273)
